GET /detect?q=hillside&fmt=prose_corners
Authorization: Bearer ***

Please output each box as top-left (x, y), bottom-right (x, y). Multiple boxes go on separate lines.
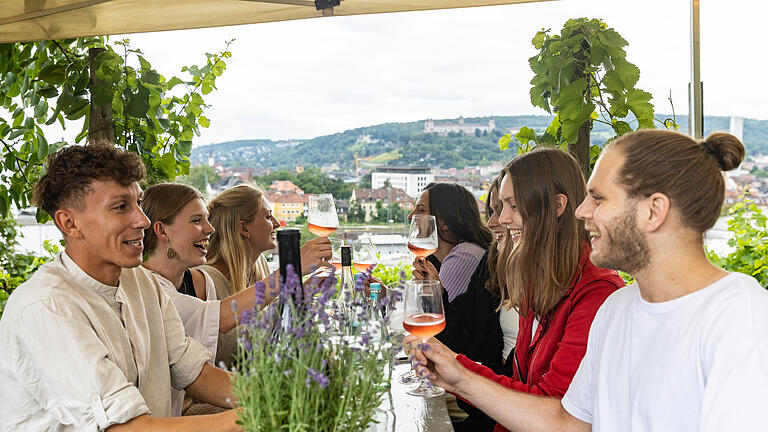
top-left (192, 115), bottom-right (768, 171)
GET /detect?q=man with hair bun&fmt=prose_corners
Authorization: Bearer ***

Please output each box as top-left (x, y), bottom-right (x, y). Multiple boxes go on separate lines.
top-left (411, 130), bottom-right (768, 431)
top-left (0, 144), bottom-right (241, 431)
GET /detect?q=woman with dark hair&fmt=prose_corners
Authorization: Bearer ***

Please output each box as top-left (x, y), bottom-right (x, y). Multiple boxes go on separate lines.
top-left (408, 148), bottom-right (624, 432)
top-left (410, 182), bottom-right (503, 370)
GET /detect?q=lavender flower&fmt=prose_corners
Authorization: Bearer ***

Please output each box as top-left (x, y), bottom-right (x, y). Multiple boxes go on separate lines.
top-left (253, 281), bottom-right (266, 305)
top-left (306, 367), bottom-right (330, 388)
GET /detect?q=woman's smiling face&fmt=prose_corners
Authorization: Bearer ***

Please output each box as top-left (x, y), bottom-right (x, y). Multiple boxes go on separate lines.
top-left (164, 197), bottom-right (215, 267)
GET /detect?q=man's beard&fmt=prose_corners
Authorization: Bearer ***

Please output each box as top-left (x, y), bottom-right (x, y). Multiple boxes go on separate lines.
top-left (592, 204), bottom-right (651, 275)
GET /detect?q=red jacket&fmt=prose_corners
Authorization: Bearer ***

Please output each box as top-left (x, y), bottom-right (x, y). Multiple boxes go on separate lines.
top-left (456, 244), bottom-right (624, 432)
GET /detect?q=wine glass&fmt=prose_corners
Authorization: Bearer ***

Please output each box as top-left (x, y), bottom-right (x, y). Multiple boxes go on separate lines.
top-left (403, 279), bottom-right (446, 397)
top-left (353, 237), bottom-right (378, 273)
top-left (407, 214), bottom-right (438, 258)
top-left (387, 283), bottom-right (420, 385)
top-left (329, 238), bottom-right (343, 272)
top-left (307, 194), bottom-right (339, 237)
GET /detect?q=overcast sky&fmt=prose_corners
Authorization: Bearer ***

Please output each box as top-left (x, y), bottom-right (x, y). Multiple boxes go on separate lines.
top-left (113, 0), bottom-right (766, 145)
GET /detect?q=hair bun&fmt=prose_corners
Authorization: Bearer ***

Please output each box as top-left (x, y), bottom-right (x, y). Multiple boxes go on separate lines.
top-left (701, 132), bottom-right (744, 171)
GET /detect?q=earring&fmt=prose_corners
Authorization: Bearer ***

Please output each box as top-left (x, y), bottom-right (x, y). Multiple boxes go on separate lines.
top-left (167, 247), bottom-right (178, 259)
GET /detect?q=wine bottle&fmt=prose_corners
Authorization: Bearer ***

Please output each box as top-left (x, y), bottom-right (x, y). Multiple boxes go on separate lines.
top-left (368, 282), bottom-right (386, 343)
top-left (277, 228), bottom-right (303, 331)
top-left (339, 245), bottom-right (355, 325)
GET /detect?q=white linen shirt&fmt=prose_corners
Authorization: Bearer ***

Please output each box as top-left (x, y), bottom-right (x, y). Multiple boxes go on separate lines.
top-left (0, 252), bottom-right (211, 431)
top-left (150, 269), bottom-right (220, 416)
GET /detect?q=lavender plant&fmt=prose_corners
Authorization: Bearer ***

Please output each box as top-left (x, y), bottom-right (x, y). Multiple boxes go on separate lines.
top-left (231, 265), bottom-right (402, 431)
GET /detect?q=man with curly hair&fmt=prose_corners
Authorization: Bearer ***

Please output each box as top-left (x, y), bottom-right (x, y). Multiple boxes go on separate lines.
top-left (0, 144), bottom-right (241, 431)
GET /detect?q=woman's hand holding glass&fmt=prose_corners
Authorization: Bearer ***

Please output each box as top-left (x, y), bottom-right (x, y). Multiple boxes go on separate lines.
top-left (403, 279), bottom-right (446, 397)
top-left (412, 257), bottom-right (440, 282)
top-left (299, 236), bottom-right (332, 276)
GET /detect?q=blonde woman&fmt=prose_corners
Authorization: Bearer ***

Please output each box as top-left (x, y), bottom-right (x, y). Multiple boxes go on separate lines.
top-left (198, 184), bottom-right (331, 367)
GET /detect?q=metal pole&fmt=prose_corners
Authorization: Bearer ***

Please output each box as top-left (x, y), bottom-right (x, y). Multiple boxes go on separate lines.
top-left (688, 0), bottom-right (704, 139)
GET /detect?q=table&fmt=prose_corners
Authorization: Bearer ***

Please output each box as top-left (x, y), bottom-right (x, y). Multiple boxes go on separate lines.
top-left (369, 363), bottom-right (454, 432)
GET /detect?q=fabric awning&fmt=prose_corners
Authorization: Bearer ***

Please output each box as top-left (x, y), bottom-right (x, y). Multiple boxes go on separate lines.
top-left (0, 0), bottom-right (552, 43)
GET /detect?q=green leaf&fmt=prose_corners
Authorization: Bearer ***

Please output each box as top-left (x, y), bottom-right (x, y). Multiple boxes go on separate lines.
top-left (64, 99), bottom-right (89, 120)
top-left (38, 64), bottom-right (66, 85)
top-left (498, 134), bottom-right (511, 151)
top-left (157, 118), bottom-right (171, 130)
top-left (138, 55), bottom-right (152, 71)
top-left (141, 70), bottom-right (160, 86)
top-left (554, 78), bottom-right (587, 111)
top-left (7, 128), bottom-right (26, 140)
top-left (608, 58), bottom-right (640, 90)
top-left (155, 152), bottom-right (177, 178)
top-left (611, 120), bottom-right (633, 136)
top-left (0, 192), bottom-right (7, 219)
top-left (515, 127), bottom-right (537, 145)
top-left (625, 88), bottom-right (655, 129)
top-left (34, 99), bottom-right (47, 120)
top-left (126, 85), bottom-right (150, 117)
top-left (56, 88), bottom-right (75, 111)
top-left (37, 136), bottom-right (49, 160)
top-left (166, 77), bottom-right (184, 90)
top-left (4, 153), bottom-right (16, 170)
top-left (198, 116), bottom-right (210, 128)
top-left (36, 206), bottom-right (50, 224)
top-left (44, 107), bottom-right (61, 126)
top-left (91, 84), bottom-right (113, 106)
top-left (39, 87), bottom-right (59, 98)
top-left (178, 140), bottom-right (193, 156)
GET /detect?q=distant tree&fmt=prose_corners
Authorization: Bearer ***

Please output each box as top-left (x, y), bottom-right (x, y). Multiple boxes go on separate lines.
top-left (373, 200), bottom-right (386, 222)
top-left (387, 202), bottom-right (406, 222)
top-left (177, 165), bottom-right (221, 193)
top-left (482, 130), bottom-right (488, 137)
top-left (474, 128), bottom-right (482, 137)
top-left (383, 178), bottom-right (392, 188)
top-left (359, 172), bottom-right (372, 189)
top-left (348, 201), bottom-right (366, 223)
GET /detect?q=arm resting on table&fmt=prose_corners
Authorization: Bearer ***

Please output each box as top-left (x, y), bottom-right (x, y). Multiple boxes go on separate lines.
top-left (107, 411), bottom-right (241, 432)
top-left (454, 373), bottom-right (589, 432)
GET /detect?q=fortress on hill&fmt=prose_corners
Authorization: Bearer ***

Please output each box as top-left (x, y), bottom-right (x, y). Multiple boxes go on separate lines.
top-left (423, 117), bottom-right (496, 135)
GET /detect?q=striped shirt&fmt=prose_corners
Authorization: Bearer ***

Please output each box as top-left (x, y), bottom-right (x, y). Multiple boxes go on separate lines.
top-left (439, 242), bottom-right (486, 302)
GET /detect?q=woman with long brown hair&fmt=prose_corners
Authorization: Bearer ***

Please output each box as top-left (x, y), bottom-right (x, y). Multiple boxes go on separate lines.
top-left (408, 148), bottom-right (624, 432)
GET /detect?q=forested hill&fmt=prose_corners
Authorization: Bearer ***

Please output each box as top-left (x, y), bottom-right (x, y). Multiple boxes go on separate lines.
top-left (192, 115), bottom-right (768, 171)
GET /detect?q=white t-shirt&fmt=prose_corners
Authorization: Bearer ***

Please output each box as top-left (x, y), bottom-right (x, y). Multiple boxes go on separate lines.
top-left (562, 272), bottom-right (768, 432)
top-left (0, 252), bottom-right (211, 430)
top-left (499, 306), bottom-right (520, 359)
